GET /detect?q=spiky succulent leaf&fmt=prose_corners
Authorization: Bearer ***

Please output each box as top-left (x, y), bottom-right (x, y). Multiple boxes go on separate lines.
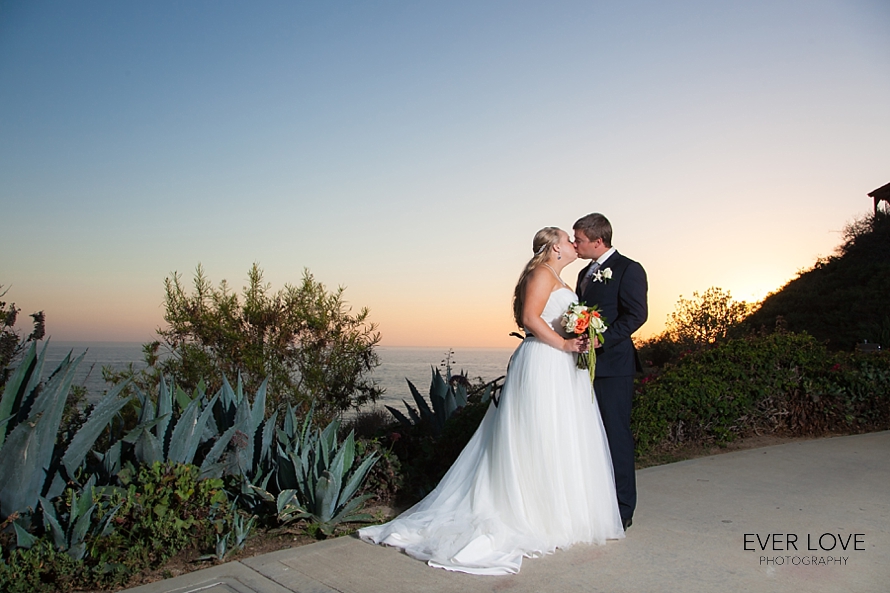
top-left (174, 385), bottom-right (191, 410)
top-left (314, 471), bottom-right (339, 521)
top-left (0, 421), bottom-right (40, 519)
top-left (44, 473), bottom-right (67, 502)
top-left (319, 421), bottom-right (339, 466)
top-left (200, 425), bottom-right (238, 479)
top-left (39, 497), bottom-right (66, 549)
top-left (235, 372), bottom-right (244, 404)
top-left (136, 389), bottom-right (155, 424)
top-left (165, 397), bottom-right (200, 462)
top-left (341, 431), bottom-right (356, 473)
top-left (455, 382), bottom-right (468, 408)
top-left (443, 387), bottom-right (457, 422)
top-left (13, 521), bottom-right (37, 548)
top-left (0, 342), bottom-right (37, 447)
top-left (62, 383), bottom-right (131, 476)
top-left (260, 410), bottom-right (277, 465)
top-left (407, 378), bottom-right (434, 424)
top-left (71, 504), bottom-right (95, 556)
top-left (124, 418), bottom-right (166, 465)
top-left (0, 353), bottom-right (79, 520)
top-left (102, 441), bottom-right (123, 476)
top-left (156, 376), bottom-right (173, 446)
top-left (385, 404), bottom-right (412, 428)
top-left (338, 452), bottom-right (379, 509)
top-left (328, 493), bottom-right (374, 526)
top-left (18, 341), bottom-right (50, 422)
top-left (276, 489), bottom-right (299, 514)
top-left (250, 378), bottom-right (268, 434)
top-left (276, 489), bottom-right (310, 524)
top-left (167, 393), bottom-right (214, 464)
top-left (429, 367), bottom-right (449, 423)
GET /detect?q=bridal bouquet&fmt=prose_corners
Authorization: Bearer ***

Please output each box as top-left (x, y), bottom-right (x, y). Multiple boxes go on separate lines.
top-left (560, 302), bottom-right (607, 384)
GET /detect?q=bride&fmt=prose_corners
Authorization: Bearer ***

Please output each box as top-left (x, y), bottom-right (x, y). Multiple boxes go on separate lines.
top-left (359, 227), bottom-right (624, 575)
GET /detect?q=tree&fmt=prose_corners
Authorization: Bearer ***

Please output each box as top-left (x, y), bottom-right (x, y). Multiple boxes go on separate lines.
top-left (117, 265), bottom-right (382, 420)
top-left (664, 287), bottom-right (751, 347)
top-left (0, 285), bottom-right (45, 389)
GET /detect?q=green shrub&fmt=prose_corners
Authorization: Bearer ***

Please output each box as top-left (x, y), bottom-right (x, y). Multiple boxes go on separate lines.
top-left (632, 332), bottom-right (890, 456)
top-left (388, 393), bottom-right (493, 502)
top-left (0, 539), bottom-right (83, 593)
top-left (108, 264), bottom-right (383, 420)
top-left (354, 438), bottom-right (404, 506)
top-left (87, 462), bottom-right (232, 586)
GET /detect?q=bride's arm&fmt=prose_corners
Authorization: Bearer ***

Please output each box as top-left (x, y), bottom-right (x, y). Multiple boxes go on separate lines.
top-left (521, 269), bottom-right (587, 354)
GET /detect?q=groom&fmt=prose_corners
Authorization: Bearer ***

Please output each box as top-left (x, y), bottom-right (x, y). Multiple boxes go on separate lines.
top-left (573, 213), bottom-right (647, 530)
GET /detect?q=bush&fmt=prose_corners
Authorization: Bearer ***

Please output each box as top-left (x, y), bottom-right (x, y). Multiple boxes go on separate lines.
top-left (0, 539), bottom-right (83, 593)
top-left (387, 386), bottom-right (495, 502)
top-left (0, 462), bottom-right (235, 591)
top-left (88, 462), bottom-right (233, 587)
top-left (632, 332), bottom-right (890, 456)
top-left (664, 287), bottom-right (751, 347)
top-left (108, 264), bottom-right (382, 420)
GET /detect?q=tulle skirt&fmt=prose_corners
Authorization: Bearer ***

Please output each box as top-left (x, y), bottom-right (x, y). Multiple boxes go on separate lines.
top-left (359, 337), bottom-right (624, 575)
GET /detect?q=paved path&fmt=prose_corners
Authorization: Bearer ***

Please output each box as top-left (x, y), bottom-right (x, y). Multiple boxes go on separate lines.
top-left (126, 431), bottom-right (890, 593)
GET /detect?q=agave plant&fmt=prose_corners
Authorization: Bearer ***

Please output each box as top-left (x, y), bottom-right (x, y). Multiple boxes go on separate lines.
top-left (0, 342), bottom-right (130, 526)
top-left (202, 374), bottom-right (277, 482)
top-left (386, 366), bottom-right (468, 436)
top-left (269, 406), bottom-right (378, 536)
top-left (200, 511), bottom-right (257, 562)
top-left (32, 476), bottom-right (121, 561)
top-left (99, 373), bottom-right (276, 490)
top-left (117, 376), bottom-right (219, 469)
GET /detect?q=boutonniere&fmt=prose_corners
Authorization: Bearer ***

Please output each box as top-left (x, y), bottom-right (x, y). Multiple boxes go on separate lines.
top-left (593, 268), bottom-right (613, 283)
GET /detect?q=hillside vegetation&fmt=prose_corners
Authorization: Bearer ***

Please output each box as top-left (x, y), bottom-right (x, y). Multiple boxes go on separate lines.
top-left (743, 210), bottom-right (890, 350)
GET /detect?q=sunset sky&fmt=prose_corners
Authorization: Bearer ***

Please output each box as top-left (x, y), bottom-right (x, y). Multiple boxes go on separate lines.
top-left (2, 1), bottom-right (889, 348)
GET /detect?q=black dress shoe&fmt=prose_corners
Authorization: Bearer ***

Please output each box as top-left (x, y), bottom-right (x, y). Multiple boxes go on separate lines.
top-left (622, 517), bottom-right (633, 531)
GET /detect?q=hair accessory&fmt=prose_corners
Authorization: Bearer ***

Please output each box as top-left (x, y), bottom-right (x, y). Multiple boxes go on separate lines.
top-left (534, 244), bottom-right (547, 256)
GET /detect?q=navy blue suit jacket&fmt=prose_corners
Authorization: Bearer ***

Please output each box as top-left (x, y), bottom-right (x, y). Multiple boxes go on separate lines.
top-left (576, 251), bottom-right (648, 377)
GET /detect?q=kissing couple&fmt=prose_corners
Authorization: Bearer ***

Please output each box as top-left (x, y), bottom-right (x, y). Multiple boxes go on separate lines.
top-left (360, 212), bottom-right (648, 575)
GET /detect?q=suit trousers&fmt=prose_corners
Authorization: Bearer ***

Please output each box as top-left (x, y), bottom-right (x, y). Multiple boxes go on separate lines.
top-left (593, 375), bottom-right (636, 522)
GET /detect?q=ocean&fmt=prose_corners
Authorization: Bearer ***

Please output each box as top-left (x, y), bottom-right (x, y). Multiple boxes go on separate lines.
top-left (35, 341), bottom-right (515, 412)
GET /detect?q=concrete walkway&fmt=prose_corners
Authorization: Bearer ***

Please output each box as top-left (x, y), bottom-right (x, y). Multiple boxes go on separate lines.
top-left (126, 431), bottom-right (890, 593)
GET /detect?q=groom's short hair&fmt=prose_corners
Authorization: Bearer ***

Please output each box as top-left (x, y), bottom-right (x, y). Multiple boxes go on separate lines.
top-left (574, 213), bottom-right (613, 247)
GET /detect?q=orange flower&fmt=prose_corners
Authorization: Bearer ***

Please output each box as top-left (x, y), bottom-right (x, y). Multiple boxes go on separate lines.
top-left (574, 311), bottom-right (591, 333)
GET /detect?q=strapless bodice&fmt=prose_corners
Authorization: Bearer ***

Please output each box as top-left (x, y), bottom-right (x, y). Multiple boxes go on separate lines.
top-left (540, 287), bottom-right (577, 337)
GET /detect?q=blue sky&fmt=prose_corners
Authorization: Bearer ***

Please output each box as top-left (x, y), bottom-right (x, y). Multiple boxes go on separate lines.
top-left (2, 1), bottom-right (889, 346)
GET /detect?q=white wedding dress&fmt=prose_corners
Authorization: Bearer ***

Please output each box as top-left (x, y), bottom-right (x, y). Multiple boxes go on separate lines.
top-left (359, 288), bottom-right (624, 575)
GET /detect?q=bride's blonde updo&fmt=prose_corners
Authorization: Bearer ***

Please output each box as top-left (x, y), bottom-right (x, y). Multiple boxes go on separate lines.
top-left (512, 227), bottom-right (562, 329)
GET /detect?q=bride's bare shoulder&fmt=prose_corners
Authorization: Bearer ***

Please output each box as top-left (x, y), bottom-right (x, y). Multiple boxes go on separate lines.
top-left (525, 267), bottom-right (559, 295)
